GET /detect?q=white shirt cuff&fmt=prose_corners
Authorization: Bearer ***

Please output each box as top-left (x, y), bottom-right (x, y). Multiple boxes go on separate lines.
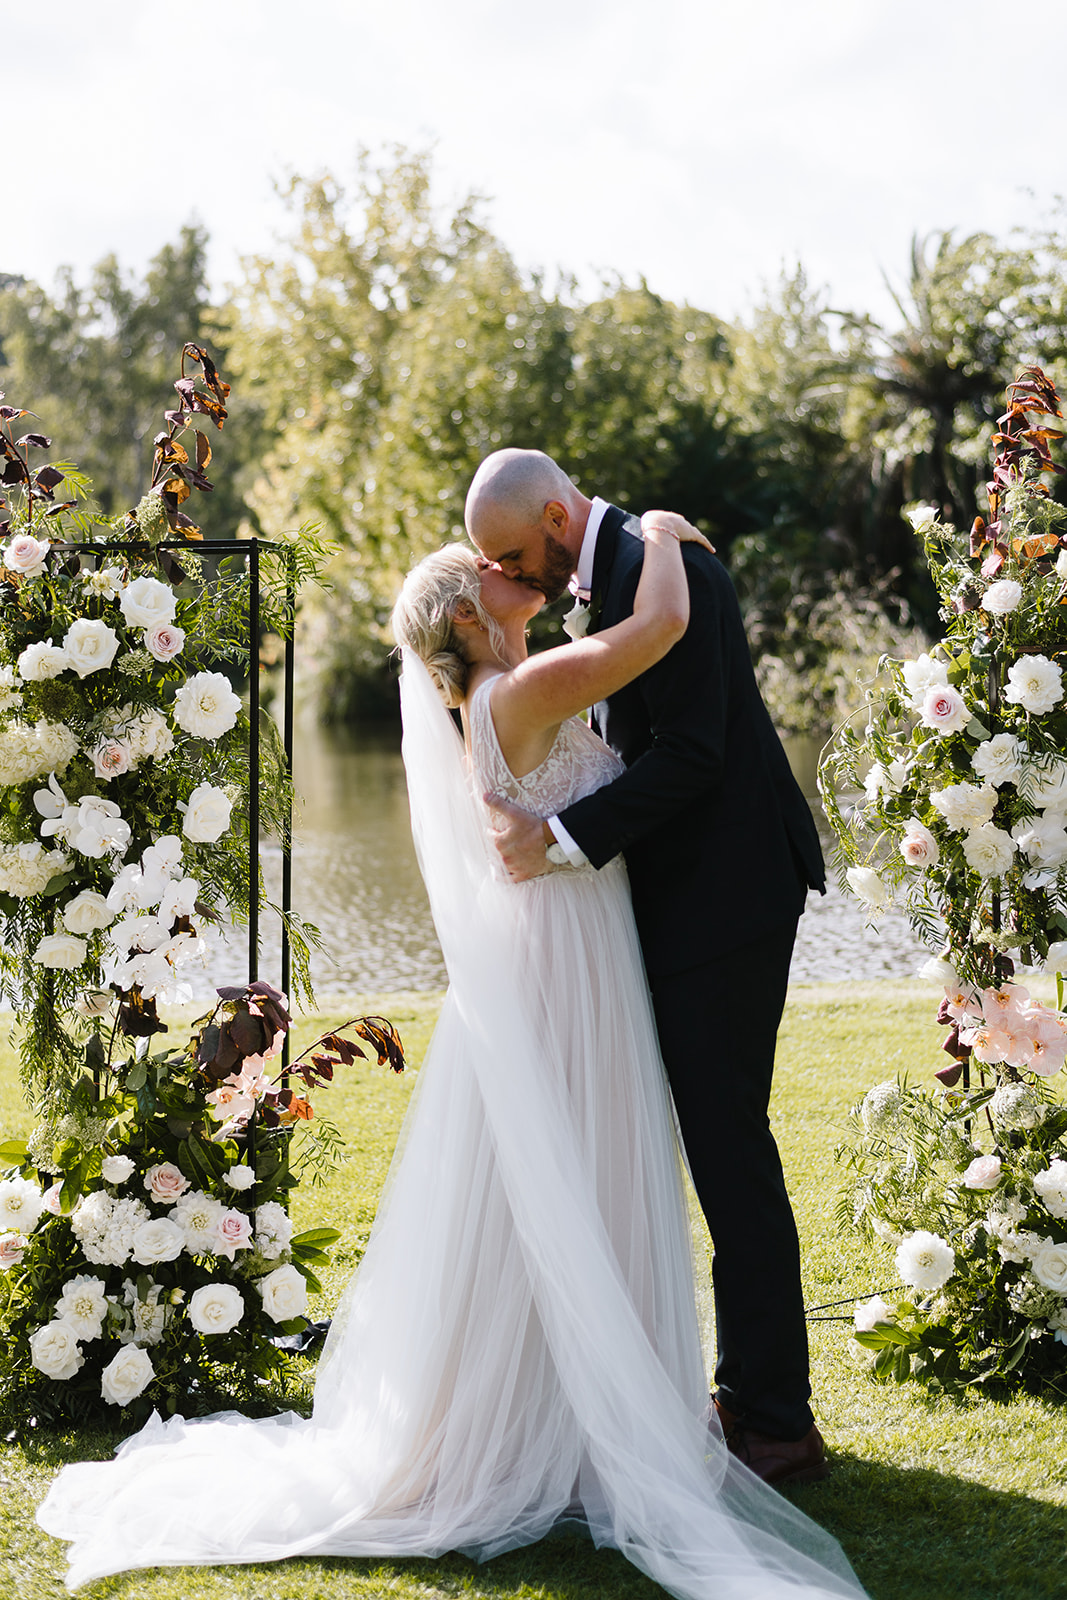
top-left (546, 816), bottom-right (589, 868)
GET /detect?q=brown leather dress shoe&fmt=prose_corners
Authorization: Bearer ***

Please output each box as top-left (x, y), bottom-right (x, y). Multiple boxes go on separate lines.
top-left (713, 1399), bottom-right (830, 1487)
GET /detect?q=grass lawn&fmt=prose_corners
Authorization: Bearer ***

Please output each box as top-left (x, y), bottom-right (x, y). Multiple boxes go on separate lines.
top-left (3, 981), bottom-right (1067, 1600)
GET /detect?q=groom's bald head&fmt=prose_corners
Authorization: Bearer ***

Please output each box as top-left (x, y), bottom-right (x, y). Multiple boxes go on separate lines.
top-left (465, 449), bottom-right (591, 602)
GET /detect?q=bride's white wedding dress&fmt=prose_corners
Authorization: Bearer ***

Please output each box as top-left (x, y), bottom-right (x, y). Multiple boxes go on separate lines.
top-left (37, 656), bottom-right (865, 1600)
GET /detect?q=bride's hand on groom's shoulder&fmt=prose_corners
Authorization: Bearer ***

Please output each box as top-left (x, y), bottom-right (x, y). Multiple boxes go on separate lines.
top-left (640, 510), bottom-right (715, 553)
top-left (485, 793), bottom-right (552, 881)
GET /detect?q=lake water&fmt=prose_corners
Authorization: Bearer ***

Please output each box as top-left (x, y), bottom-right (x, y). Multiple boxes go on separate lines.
top-left (205, 723), bottom-right (926, 1001)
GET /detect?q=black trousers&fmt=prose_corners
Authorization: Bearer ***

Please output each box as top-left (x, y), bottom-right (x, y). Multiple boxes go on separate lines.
top-left (650, 920), bottom-right (814, 1441)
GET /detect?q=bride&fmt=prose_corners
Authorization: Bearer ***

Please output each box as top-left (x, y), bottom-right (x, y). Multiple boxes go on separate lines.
top-left (37, 514), bottom-right (866, 1600)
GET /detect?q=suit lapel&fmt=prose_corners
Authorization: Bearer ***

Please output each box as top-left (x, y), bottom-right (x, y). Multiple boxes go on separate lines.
top-left (589, 504), bottom-right (627, 630)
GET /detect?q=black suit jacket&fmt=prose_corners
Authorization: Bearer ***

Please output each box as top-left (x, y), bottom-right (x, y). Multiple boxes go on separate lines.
top-left (558, 506), bottom-right (825, 977)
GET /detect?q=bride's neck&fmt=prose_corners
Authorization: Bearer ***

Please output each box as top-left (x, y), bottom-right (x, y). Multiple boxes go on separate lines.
top-left (467, 619), bottom-right (528, 671)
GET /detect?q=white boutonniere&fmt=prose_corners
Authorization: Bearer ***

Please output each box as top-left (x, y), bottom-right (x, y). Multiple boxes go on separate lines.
top-left (562, 598), bottom-right (591, 641)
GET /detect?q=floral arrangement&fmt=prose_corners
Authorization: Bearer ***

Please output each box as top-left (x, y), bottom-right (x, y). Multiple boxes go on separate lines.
top-left (822, 366), bottom-right (1067, 1388)
top-left (0, 983), bottom-right (404, 1422)
top-left (0, 346), bottom-right (401, 1422)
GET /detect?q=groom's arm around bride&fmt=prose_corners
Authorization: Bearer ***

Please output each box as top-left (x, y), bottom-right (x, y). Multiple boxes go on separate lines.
top-left (467, 449), bottom-right (831, 1485)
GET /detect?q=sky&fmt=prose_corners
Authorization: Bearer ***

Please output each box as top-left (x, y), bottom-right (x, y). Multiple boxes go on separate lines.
top-left (4, 0), bottom-right (1065, 326)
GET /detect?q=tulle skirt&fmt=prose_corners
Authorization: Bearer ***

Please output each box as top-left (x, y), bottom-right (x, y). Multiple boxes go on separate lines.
top-left (38, 859), bottom-right (864, 1599)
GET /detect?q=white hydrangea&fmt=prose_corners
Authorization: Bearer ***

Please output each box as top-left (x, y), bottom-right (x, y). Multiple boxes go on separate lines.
top-left (0, 842), bottom-right (70, 898)
top-left (0, 723), bottom-right (50, 786)
top-left (254, 1200), bottom-right (293, 1261)
top-left (71, 1191), bottom-right (151, 1267)
top-left (929, 781), bottom-right (997, 833)
top-left (126, 708), bottom-right (175, 763)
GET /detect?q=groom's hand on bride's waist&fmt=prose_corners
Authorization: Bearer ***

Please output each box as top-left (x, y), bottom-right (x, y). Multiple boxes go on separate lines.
top-left (485, 794), bottom-right (553, 881)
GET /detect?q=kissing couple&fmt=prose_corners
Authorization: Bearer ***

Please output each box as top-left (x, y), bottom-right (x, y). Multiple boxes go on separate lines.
top-left (39, 451), bottom-right (862, 1600)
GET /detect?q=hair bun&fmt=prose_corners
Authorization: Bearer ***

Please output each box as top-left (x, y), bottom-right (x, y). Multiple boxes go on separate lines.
top-left (424, 649), bottom-right (468, 710)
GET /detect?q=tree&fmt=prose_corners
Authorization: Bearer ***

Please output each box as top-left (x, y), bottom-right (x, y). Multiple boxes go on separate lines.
top-left (0, 227), bottom-right (256, 537)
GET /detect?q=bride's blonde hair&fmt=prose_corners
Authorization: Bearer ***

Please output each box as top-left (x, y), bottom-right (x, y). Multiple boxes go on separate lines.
top-left (390, 545), bottom-right (505, 709)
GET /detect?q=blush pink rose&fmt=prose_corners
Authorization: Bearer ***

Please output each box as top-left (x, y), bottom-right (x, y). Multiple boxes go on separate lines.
top-left (921, 684), bottom-right (969, 735)
top-left (963, 1155), bottom-right (1002, 1189)
top-left (90, 738), bottom-right (134, 781)
top-left (0, 1232), bottom-right (28, 1268)
top-left (214, 1208), bottom-right (254, 1261)
top-left (144, 1161), bottom-right (190, 1203)
top-left (144, 622), bottom-right (186, 662)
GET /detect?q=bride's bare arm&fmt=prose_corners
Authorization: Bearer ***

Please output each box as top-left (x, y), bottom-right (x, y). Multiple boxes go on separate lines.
top-left (490, 512), bottom-right (710, 756)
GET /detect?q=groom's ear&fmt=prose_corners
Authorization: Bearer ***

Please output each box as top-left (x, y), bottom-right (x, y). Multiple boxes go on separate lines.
top-left (543, 500), bottom-right (568, 534)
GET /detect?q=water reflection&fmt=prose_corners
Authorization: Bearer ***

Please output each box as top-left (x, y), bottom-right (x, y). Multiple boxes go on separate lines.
top-left (206, 722), bottom-right (924, 1000)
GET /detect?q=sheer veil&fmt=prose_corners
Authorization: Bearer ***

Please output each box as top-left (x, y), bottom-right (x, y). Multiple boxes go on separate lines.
top-left (393, 652), bottom-right (866, 1600)
top-left (37, 649), bottom-right (866, 1600)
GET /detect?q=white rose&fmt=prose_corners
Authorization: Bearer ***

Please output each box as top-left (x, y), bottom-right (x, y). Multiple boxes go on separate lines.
top-left (562, 599), bottom-right (591, 640)
top-left (904, 504), bottom-right (938, 532)
top-left (854, 1294), bottom-right (895, 1333)
top-left (223, 1165), bottom-right (256, 1192)
top-left (119, 575), bottom-right (178, 630)
top-left (899, 821), bottom-right (939, 868)
top-left (845, 865), bottom-right (891, 910)
top-left (1011, 812), bottom-right (1067, 869)
top-left (963, 1154), bottom-right (1002, 1190)
top-left (188, 1282), bottom-right (245, 1335)
top-left (131, 1217), bottom-right (186, 1267)
top-left (32, 933), bottom-right (87, 970)
top-left (1045, 940), bottom-right (1067, 975)
top-left (920, 684), bottom-right (970, 736)
top-left (930, 781), bottom-right (998, 833)
top-left (919, 957), bottom-right (958, 986)
top-left (101, 1154), bottom-right (135, 1184)
top-left (90, 737), bottom-right (134, 781)
top-left (0, 1176), bottom-right (45, 1233)
top-left (1030, 1242), bottom-right (1067, 1295)
top-left (100, 1343), bottom-right (154, 1406)
top-left (55, 1274), bottom-right (110, 1339)
top-left (982, 578), bottom-right (1023, 615)
top-left (962, 823), bottom-right (1015, 879)
top-left (4, 533), bottom-right (50, 577)
top-left (901, 652), bottom-right (949, 708)
top-left (257, 1263), bottom-right (308, 1323)
top-left (29, 1320), bottom-right (84, 1380)
top-left (172, 671), bottom-right (241, 740)
top-left (895, 1229), bottom-right (955, 1293)
top-left (144, 622), bottom-right (185, 662)
top-left (17, 640), bottom-right (69, 681)
top-left (181, 783), bottom-right (233, 844)
top-left (1022, 759), bottom-right (1067, 809)
top-left (1033, 1160), bottom-right (1067, 1222)
top-left (62, 890), bottom-right (116, 936)
top-left (62, 618), bottom-right (121, 679)
top-left (972, 734), bottom-right (1023, 788)
top-left (1003, 654), bottom-right (1063, 716)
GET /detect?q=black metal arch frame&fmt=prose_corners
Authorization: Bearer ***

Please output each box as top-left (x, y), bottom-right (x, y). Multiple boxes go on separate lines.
top-left (54, 536), bottom-right (297, 1067)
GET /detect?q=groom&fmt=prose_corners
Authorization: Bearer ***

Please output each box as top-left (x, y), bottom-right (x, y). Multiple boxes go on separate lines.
top-left (465, 449), bottom-right (829, 1485)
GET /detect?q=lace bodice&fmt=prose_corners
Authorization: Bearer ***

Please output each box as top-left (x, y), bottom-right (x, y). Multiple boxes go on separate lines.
top-left (467, 674), bottom-right (624, 822)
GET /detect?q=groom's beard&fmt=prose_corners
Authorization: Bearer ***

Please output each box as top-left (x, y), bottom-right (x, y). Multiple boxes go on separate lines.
top-left (531, 532), bottom-right (576, 604)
